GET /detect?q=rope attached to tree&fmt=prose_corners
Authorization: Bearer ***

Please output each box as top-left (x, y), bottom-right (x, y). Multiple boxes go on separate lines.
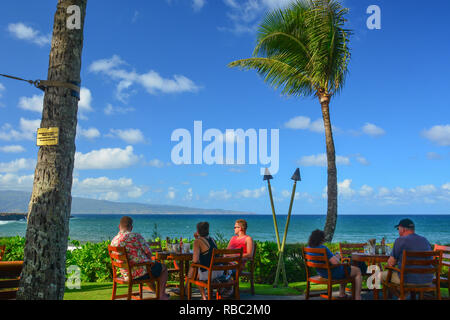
top-left (0, 73), bottom-right (80, 99)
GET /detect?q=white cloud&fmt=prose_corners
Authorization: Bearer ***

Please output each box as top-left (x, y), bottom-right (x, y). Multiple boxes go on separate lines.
top-left (409, 185), bottom-right (437, 195)
top-left (89, 55), bottom-right (200, 101)
top-left (356, 156), bottom-right (370, 166)
top-left (280, 189), bottom-right (307, 201)
top-left (75, 146), bottom-right (140, 170)
top-left (236, 186), bottom-right (266, 199)
top-left (284, 116), bottom-right (311, 130)
top-left (0, 173), bottom-right (34, 191)
top-left (192, 0), bottom-right (206, 11)
top-left (426, 152), bottom-right (442, 160)
top-left (338, 179), bottom-right (356, 198)
top-left (0, 118), bottom-right (40, 141)
top-left (359, 185), bottom-right (374, 197)
top-left (298, 153), bottom-right (350, 167)
top-left (167, 187), bottom-right (176, 200)
top-left (108, 128), bottom-right (145, 144)
top-left (77, 125), bottom-right (100, 140)
top-left (72, 176), bottom-right (145, 200)
top-left (104, 104), bottom-right (135, 116)
top-left (148, 159), bottom-right (165, 168)
top-left (422, 125), bottom-right (450, 146)
top-left (7, 22), bottom-right (51, 46)
top-left (362, 123), bottom-right (385, 137)
top-left (0, 83), bottom-right (5, 101)
top-left (221, 0), bottom-right (297, 34)
top-left (322, 180), bottom-right (450, 204)
top-left (17, 87), bottom-right (93, 117)
top-left (18, 93), bottom-right (44, 112)
top-left (209, 189), bottom-right (232, 200)
top-left (79, 88), bottom-right (94, 113)
top-left (0, 145), bottom-right (25, 153)
top-left (184, 188), bottom-right (194, 201)
top-left (284, 116), bottom-right (334, 133)
top-left (0, 158), bottom-right (36, 173)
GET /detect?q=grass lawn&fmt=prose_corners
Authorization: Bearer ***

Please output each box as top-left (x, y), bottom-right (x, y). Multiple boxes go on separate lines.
top-left (64, 281), bottom-right (449, 300)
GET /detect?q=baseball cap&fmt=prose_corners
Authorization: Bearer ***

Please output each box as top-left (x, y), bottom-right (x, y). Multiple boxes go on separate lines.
top-left (394, 218), bottom-right (415, 229)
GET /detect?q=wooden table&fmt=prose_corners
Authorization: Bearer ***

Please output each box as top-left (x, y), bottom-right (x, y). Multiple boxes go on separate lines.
top-left (155, 251), bottom-right (193, 299)
top-left (351, 253), bottom-right (389, 300)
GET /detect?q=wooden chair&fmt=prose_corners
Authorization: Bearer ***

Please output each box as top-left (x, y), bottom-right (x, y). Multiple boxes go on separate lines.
top-left (0, 245), bottom-right (5, 261)
top-left (108, 245), bottom-right (161, 300)
top-left (434, 244), bottom-right (450, 298)
top-left (187, 248), bottom-right (243, 300)
top-left (382, 250), bottom-right (442, 300)
top-left (0, 261), bottom-right (23, 300)
top-left (339, 243), bottom-right (366, 263)
top-left (302, 247), bottom-right (355, 300)
top-left (240, 242), bottom-right (257, 295)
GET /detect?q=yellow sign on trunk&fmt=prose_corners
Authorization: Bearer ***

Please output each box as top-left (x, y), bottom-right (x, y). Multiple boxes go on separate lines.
top-left (37, 127), bottom-right (59, 146)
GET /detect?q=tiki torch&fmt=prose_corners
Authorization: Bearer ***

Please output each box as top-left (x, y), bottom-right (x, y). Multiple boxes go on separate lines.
top-left (264, 168), bottom-right (281, 253)
top-left (273, 168), bottom-right (301, 287)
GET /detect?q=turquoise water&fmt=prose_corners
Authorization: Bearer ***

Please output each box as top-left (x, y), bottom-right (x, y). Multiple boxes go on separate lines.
top-left (1, 214), bottom-right (449, 244)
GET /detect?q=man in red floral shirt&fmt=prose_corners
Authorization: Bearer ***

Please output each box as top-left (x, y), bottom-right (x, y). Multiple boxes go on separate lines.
top-left (111, 216), bottom-right (169, 299)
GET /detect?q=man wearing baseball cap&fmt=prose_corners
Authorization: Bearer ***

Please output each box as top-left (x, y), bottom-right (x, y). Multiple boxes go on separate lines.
top-left (381, 218), bottom-right (433, 289)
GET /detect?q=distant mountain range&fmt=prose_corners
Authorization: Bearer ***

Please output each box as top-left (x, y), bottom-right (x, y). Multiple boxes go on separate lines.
top-left (0, 190), bottom-right (252, 215)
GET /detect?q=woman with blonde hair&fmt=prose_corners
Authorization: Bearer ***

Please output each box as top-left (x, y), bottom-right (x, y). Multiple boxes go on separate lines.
top-left (227, 219), bottom-right (254, 262)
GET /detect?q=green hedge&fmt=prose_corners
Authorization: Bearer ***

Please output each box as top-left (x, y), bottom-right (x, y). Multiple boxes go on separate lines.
top-left (1, 237), bottom-right (448, 285)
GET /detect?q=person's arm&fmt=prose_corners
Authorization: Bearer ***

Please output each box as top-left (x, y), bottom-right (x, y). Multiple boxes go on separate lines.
top-left (139, 235), bottom-right (153, 259)
top-left (192, 239), bottom-right (201, 264)
top-left (243, 237), bottom-right (254, 259)
top-left (226, 238), bottom-right (232, 250)
top-left (387, 256), bottom-right (397, 267)
top-left (388, 239), bottom-right (400, 267)
top-left (326, 247), bottom-right (340, 265)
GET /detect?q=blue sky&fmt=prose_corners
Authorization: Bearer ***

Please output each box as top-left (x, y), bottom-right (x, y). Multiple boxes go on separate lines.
top-left (0, 0), bottom-right (449, 215)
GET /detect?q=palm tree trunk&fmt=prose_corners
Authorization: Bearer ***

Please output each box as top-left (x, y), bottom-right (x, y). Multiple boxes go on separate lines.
top-left (17, 0), bottom-right (87, 300)
top-left (319, 93), bottom-right (338, 242)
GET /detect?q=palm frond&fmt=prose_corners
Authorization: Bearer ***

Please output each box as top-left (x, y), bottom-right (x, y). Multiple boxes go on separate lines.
top-left (229, 0), bottom-right (352, 97)
top-left (228, 57), bottom-right (316, 97)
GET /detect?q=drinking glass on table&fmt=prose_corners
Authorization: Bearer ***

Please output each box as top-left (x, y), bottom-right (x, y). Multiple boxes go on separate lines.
top-left (385, 246), bottom-right (391, 256)
top-left (364, 245), bottom-right (370, 255)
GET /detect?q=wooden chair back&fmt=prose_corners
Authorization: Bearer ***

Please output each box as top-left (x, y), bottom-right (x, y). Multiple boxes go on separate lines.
top-left (434, 244), bottom-right (450, 298)
top-left (0, 261), bottom-right (23, 300)
top-left (108, 245), bottom-right (132, 279)
top-left (0, 245), bottom-right (5, 261)
top-left (187, 248), bottom-right (243, 300)
top-left (241, 242), bottom-right (257, 295)
top-left (434, 244), bottom-right (450, 266)
top-left (209, 248), bottom-right (243, 274)
top-left (399, 250), bottom-right (442, 284)
top-left (302, 247), bottom-right (335, 279)
top-left (339, 243), bottom-right (366, 263)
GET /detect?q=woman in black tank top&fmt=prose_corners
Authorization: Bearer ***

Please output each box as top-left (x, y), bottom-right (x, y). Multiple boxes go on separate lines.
top-left (187, 222), bottom-right (218, 300)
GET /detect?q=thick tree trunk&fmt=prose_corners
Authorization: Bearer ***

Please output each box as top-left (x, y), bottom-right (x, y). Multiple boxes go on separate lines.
top-left (17, 0), bottom-right (87, 300)
top-left (319, 93), bottom-right (338, 243)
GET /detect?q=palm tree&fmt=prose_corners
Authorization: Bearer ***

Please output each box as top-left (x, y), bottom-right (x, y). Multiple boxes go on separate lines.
top-left (17, 0), bottom-right (88, 300)
top-left (228, 0), bottom-right (351, 242)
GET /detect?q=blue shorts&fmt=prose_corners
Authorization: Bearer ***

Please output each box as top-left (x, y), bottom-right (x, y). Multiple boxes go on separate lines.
top-left (317, 265), bottom-right (351, 280)
top-left (134, 262), bottom-right (162, 280)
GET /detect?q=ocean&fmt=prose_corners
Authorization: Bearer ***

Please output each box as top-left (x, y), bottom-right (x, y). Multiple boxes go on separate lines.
top-left (1, 214), bottom-right (449, 244)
